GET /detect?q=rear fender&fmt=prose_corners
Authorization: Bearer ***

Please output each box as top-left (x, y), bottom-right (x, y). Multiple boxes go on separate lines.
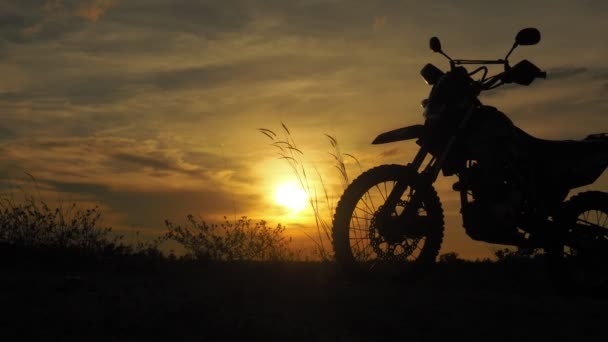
top-left (584, 133), bottom-right (608, 168)
top-left (585, 133), bottom-right (608, 169)
top-left (372, 124), bottom-right (424, 145)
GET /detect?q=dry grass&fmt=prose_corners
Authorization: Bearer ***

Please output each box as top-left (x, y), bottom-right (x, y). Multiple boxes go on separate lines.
top-left (260, 123), bottom-right (360, 260)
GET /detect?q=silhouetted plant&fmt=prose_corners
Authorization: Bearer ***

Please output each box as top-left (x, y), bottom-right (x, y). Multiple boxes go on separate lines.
top-left (164, 216), bottom-right (298, 262)
top-left (0, 189), bottom-right (167, 265)
top-left (259, 123), bottom-right (359, 261)
top-left (438, 252), bottom-right (465, 264)
top-left (0, 194), bottom-right (122, 253)
top-left (494, 247), bottom-right (543, 263)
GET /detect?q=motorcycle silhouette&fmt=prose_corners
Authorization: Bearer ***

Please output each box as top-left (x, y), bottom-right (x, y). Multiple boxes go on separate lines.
top-left (331, 28), bottom-right (608, 292)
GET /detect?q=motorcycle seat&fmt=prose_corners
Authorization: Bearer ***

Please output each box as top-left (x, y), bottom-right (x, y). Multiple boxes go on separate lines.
top-left (514, 127), bottom-right (607, 158)
top-left (514, 127), bottom-right (608, 189)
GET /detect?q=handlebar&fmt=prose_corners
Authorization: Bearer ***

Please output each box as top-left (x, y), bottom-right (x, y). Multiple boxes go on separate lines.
top-left (478, 60), bottom-right (545, 91)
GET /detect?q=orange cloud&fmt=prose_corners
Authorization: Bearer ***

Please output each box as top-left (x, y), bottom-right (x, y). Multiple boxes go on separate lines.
top-left (373, 15), bottom-right (387, 31)
top-left (76, 0), bottom-right (116, 22)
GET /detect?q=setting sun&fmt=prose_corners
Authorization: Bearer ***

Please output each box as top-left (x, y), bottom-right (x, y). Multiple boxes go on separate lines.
top-left (274, 182), bottom-right (308, 213)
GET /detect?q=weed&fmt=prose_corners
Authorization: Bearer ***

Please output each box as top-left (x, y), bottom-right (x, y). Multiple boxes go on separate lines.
top-left (164, 216), bottom-right (299, 262)
top-left (0, 194), bottom-right (121, 252)
top-left (0, 185), bottom-right (165, 266)
top-left (259, 123), bottom-right (360, 261)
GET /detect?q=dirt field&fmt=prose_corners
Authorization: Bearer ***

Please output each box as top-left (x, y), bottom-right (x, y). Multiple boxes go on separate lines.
top-left (2, 260), bottom-right (606, 341)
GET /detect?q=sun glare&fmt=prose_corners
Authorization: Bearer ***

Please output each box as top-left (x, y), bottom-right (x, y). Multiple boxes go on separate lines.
top-left (274, 182), bottom-right (308, 213)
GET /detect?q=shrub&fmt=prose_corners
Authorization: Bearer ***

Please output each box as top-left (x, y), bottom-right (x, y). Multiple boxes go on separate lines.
top-left (0, 192), bottom-right (167, 266)
top-left (494, 247), bottom-right (543, 263)
top-left (438, 252), bottom-right (465, 264)
top-left (0, 195), bottom-right (123, 254)
top-left (164, 216), bottom-right (298, 262)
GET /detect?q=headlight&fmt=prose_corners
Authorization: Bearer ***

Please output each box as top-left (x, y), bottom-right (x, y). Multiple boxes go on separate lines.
top-left (423, 103), bottom-right (446, 120)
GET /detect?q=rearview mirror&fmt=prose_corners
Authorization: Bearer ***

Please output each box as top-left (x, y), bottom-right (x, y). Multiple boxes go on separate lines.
top-left (430, 37), bottom-right (442, 53)
top-left (515, 28), bottom-right (541, 46)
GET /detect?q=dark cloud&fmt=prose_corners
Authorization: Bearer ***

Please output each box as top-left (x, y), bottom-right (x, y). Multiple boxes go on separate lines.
top-left (0, 75), bottom-right (140, 106)
top-left (0, 125), bottom-right (17, 141)
top-left (112, 152), bottom-right (178, 171)
top-left (0, 13), bottom-right (27, 30)
top-left (46, 179), bottom-right (110, 195)
top-left (106, 0), bottom-right (251, 37)
top-left (45, 178), bottom-right (260, 228)
top-left (547, 66), bottom-right (588, 80)
top-left (149, 54), bottom-right (348, 91)
top-left (61, 77), bottom-right (138, 105)
top-left (0, 1), bottom-right (89, 44)
top-left (591, 69), bottom-right (608, 81)
top-left (0, 107), bottom-right (130, 139)
top-left (0, 53), bottom-right (354, 109)
top-left (379, 147), bottom-right (399, 158)
top-left (483, 65), bottom-right (600, 98)
top-left (109, 151), bottom-right (207, 177)
top-left (579, 0), bottom-right (608, 10)
top-left (0, 92), bottom-right (31, 102)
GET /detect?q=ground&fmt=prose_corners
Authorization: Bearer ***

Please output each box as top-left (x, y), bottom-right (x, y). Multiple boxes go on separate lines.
top-left (2, 257), bottom-right (606, 341)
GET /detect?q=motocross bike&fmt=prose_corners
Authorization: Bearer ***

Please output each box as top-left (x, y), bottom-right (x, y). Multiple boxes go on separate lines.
top-left (331, 28), bottom-right (608, 292)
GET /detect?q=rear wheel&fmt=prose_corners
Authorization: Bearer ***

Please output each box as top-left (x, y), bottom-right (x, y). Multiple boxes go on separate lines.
top-left (547, 191), bottom-right (608, 295)
top-left (332, 164), bottom-right (444, 279)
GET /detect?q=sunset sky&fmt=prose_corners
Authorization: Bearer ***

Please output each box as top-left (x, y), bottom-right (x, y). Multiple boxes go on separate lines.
top-left (1, 0), bottom-right (607, 259)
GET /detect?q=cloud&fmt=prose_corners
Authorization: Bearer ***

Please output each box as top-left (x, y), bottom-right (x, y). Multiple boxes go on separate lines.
top-left (110, 151), bottom-right (204, 177)
top-left (591, 69), bottom-right (608, 81)
top-left (1, 0), bottom-right (607, 258)
top-left (373, 16), bottom-right (387, 31)
top-left (40, 0), bottom-right (116, 23)
top-left (76, 0), bottom-right (115, 22)
top-left (0, 0), bottom-right (115, 44)
top-left (106, 0), bottom-right (251, 38)
top-left (0, 132), bottom-right (265, 229)
top-left (378, 147), bottom-right (399, 158)
top-left (44, 178), bottom-right (259, 229)
top-left (547, 66), bottom-right (588, 80)
top-left (482, 65), bottom-right (601, 98)
top-left (148, 54), bottom-right (351, 91)
top-left (0, 4), bottom-right (64, 43)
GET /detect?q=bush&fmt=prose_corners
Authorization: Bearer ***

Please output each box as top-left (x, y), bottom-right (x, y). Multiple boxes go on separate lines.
top-left (0, 195), bottom-right (123, 253)
top-left (164, 216), bottom-right (298, 262)
top-left (438, 252), bottom-right (465, 264)
top-left (494, 247), bottom-right (543, 263)
top-left (0, 193), bottom-right (167, 266)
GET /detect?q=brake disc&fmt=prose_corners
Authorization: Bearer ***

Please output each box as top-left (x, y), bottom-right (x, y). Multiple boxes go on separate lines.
top-left (368, 202), bottom-right (422, 261)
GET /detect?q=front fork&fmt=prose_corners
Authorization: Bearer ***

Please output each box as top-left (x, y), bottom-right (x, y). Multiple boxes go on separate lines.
top-left (383, 106), bottom-right (477, 234)
top-left (391, 105), bottom-right (477, 197)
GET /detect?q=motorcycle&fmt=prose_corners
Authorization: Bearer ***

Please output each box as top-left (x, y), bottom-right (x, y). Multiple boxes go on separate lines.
top-left (331, 28), bottom-right (608, 292)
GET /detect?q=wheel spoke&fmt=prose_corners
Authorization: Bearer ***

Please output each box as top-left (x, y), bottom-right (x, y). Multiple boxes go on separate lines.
top-left (354, 205), bottom-right (375, 216)
top-left (550, 192), bottom-right (608, 291)
top-left (333, 165), bottom-right (444, 273)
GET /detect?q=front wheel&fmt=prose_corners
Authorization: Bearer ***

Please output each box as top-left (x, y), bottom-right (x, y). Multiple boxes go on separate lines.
top-left (546, 191), bottom-right (608, 295)
top-left (332, 164), bottom-right (445, 279)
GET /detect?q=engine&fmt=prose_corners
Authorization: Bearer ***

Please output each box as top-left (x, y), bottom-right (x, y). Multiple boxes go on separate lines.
top-left (460, 162), bottom-right (525, 243)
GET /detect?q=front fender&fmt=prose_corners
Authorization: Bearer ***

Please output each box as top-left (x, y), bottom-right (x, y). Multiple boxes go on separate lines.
top-left (372, 124), bottom-right (424, 144)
